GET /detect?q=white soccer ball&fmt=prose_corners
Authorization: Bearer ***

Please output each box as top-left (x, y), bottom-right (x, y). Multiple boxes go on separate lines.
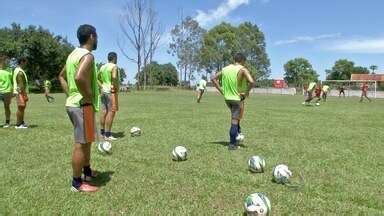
top-left (130, 127), bottom-right (141, 137)
top-left (248, 156), bottom-right (266, 173)
top-left (172, 146), bottom-right (188, 161)
top-left (273, 164), bottom-right (292, 184)
top-left (316, 102), bottom-right (320, 106)
top-left (97, 141), bottom-right (112, 154)
top-left (244, 193), bottom-right (271, 216)
top-left (236, 133), bottom-right (245, 142)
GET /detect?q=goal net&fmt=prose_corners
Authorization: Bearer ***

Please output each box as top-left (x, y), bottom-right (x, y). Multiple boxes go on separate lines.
top-left (321, 80), bottom-right (377, 98)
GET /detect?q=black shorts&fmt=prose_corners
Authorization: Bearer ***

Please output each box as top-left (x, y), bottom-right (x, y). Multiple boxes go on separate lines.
top-left (225, 100), bottom-right (241, 119)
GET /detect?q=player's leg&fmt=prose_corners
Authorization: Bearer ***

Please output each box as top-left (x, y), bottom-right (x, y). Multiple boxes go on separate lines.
top-left (3, 94), bottom-right (11, 127)
top-left (99, 94), bottom-right (108, 137)
top-left (67, 107), bottom-right (98, 192)
top-left (197, 90), bottom-right (203, 103)
top-left (15, 94), bottom-right (27, 128)
top-left (105, 93), bottom-right (118, 140)
top-left (364, 92), bottom-right (371, 102)
top-left (226, 101), bottom-right (240, 150)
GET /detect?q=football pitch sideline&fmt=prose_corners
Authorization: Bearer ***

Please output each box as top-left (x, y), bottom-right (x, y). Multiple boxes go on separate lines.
top-left (0, 90), bottom-right (383, 215)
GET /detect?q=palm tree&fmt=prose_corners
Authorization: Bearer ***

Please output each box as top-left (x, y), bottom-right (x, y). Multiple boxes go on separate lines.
top-left (369, 65), bottom-right (378, 74)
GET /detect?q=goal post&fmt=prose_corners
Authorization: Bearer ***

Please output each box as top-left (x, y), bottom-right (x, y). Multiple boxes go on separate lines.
top-left (321, 80), bottom-right (377, 98)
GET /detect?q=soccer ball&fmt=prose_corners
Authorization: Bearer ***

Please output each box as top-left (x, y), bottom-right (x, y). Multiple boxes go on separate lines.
top-left (248, 156), bottom-right (266, 173)
top-left (172, 146), bottom-right (188, 161)
top-left (236, 133), bottom-right (245, 142)
top-left (272, 164), bottom-right (292, 184)
top-left (130, 127), bottom-right (141, 137)
top-left (244, 193), bottom-right (271, 216)
top-left (315, 102), bottom-right (320, 106)
top-left (97, 141), bottom-right (112, 154)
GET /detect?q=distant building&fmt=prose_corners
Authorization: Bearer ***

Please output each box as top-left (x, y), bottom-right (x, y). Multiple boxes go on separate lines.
top-left (351, 73), bottom-right (384, 83)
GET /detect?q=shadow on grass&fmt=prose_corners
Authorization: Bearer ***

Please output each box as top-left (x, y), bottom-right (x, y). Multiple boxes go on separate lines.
top-left (209, 141), bottom-right (247, 148)
top-left (92, 171), bottom-right (114, 187)
top-left (28, 124), bottom-right (39, 128)
top-left (112, 131), bottom-right (125, 138)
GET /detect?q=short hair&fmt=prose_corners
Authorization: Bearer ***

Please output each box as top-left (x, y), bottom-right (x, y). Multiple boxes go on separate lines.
top-left (108, 52), bottom-right (117, 62)
top-left (234, 53), bottom-right (246, 63)
top-left (77, 24), bottom-right (97, 45)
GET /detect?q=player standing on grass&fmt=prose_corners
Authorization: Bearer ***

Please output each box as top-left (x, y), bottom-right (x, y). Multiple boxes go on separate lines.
top-left (360, 82), bottom-right (371, 102)
top-left (0, 55), bottom-right (13, 128)
top-left (98, 52), bottom-right (120, 141)
top-left (196, 76), bottom-right (207, 103)
top-left (44, 79), bottom-right (55, 103)
top-left (212, 53), bottom-right (254, 150)
top-left (58, 24), bottom-right (100, 192)
top-left (322, 84), bottom-right (330, 102)
top-left (13, 57), bottom-right (29, 129)
top-left (338, 85), bottom-right (345, 97)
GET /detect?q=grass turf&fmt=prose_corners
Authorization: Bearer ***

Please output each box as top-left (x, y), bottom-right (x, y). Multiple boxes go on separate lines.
top-left (0, 90), bottom-right (383, 215)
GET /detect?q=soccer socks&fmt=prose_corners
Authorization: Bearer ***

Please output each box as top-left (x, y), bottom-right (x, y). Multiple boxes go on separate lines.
top-left (5, 120), bottom-right (10, 124)
top-left (238, 124), bottom-right (241, 134)
top-left (229, 124), bottom-right (239, 145)
top-left (83, 165), bottom-right (92, 177)
top-left (72, 177), bottom-right (82, 188)
top-left (105, 131), bottom-right (111, 137)
top-left (100, 129), bottom-right (105, 136)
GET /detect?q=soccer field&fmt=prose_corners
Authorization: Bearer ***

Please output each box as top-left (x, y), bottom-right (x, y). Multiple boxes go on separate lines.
top-left (1, 91), bottom-right (383, 215)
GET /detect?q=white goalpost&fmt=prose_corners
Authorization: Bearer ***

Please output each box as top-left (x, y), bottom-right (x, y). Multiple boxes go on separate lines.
top-left (321, 80), bottom-right (377, 98)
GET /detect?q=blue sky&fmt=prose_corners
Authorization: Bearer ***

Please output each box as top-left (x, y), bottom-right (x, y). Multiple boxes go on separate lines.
top-left (1, 0), bottom-right (384, 82)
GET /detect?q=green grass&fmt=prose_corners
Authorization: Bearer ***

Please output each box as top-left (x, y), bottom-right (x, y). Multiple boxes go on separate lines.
top-left (1, 90), bottom-right (383, 215)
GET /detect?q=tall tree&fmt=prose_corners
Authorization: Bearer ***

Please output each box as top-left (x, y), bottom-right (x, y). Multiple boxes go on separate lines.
top-left (200, 22), bottom-right (270, 79)
top-left (283, 58), bottom-right (318, 87)
top-left (369, 65), bottom-right (378, 74)
top-left (118, 0), bottom-right (161, 90)
top-left (169, 16), bottom-right (206, 85)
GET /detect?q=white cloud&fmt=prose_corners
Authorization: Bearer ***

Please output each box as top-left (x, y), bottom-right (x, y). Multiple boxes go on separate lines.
top-left (326, 38), bottom-right (384, 54)
top-left (274, 33), bottom-right (341, 46)
top-left (194, 0), bottom-right (250, 27)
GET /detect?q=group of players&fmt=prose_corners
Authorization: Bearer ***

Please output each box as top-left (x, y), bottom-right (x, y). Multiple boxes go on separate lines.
top-left (303, 81), bottom-right (372, 106)
top-left (0, 24), bottom-right (120, 192)
top-left (0, 23), bottom-right (375, 193)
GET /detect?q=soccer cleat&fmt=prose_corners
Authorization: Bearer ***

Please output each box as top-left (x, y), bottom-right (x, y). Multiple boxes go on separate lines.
top-left (228, 144), bottom-right (240, 151)
top-left (3, 124), bottom-right (10, 128)
top-left (15, 124), bottom-right (28, 129)
top-left (71, 182), bottom-right (99, 192)
top-left (104, 136), bottom-right (117, 141)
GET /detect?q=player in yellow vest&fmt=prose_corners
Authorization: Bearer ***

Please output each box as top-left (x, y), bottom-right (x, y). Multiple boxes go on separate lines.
top-left (211, 53), bottom-right (255, 150)
top-left (58, 24), bottom-right (99, 192)
top-left (13, 57), bottom-right (29, 129)
top-left (44, 79), bottom-right (55, 103)
top-left (196, 76), bottom-right (207, 103)
top-left (322, 85), bottom-right (330, 102)
top-left (98, 52), bottom-right (120, 141)
top-left (0, 55), bottom-right (13, 128)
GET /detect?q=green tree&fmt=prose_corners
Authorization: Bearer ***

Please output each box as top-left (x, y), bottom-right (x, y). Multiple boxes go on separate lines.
top-left (200, 22), bottom-right (270, 79)
top-left (283, 58), bottom-right (318, 87)
top-left (326, 59), bottom-right (369, 80)
top-left (169, 16), bottom-right (206, 85)
top-left (369, 65), bottom-right (378, 74)
top-left (137, 62), bottom-right (178, 86)
top-left (0, 23), bottom-right (74, 84)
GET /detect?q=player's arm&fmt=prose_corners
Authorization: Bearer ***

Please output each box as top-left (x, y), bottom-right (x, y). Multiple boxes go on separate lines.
top-left (75, 54), bottom-right (94, 104)
top-left (58, 65), bottom-right (69, 96)
top-left (111, 66), bottom-right (119, 93)
top-left (16, 72), bottom-right (26, 93)
top-left (211, 71), bottom-right (223, 95)
top-left (241, 68), bottom-right (255, 97)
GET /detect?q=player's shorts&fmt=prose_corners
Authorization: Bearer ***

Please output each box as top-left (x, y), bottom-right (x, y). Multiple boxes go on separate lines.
top-left (66, 106), bottom-right (96, 144)
top-left (225, 100), bottom-right (241, 120)
top-left (0, 92), bottom-right (12, 102)
top-left (101, 93), bottom-right (118, 112)
top-left (199, 89), bottom-right (205, 94)
top-left (16, 93), bottom-right (28, 107)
